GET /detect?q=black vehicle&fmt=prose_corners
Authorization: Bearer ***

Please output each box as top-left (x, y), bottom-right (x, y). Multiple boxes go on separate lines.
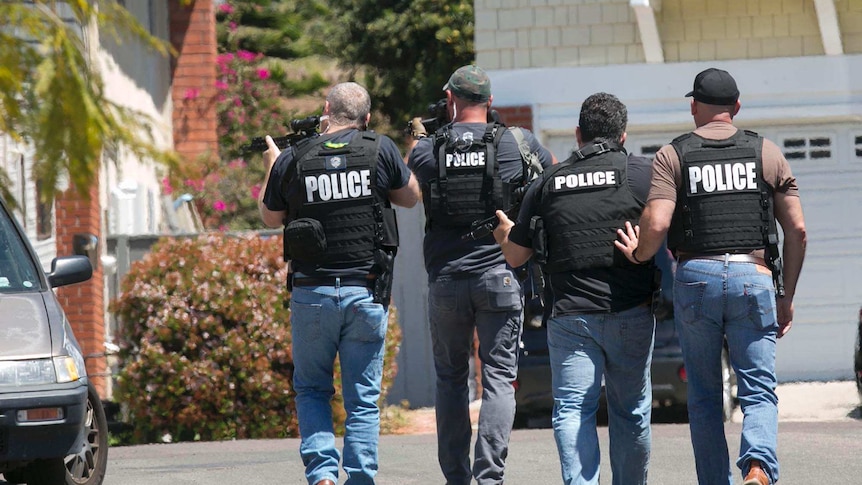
top-left (855, 306), bottom-right (862, 402)
top-left (0, 196), bottom-right (108, 485)
top-left (514, 249), bottom-right (737, 426)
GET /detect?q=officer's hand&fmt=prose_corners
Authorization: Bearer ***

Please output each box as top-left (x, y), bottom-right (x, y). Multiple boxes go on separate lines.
top-left (410, 117), bottom-right (427, 140)
top-left (492, 210), bottom-right (514, 245)
top-left (776, 298), bottom-right (794, 338)
top-left (263, 135), bottom-right (281, 172)
top-left (614, 221), bottom-right (641, 263)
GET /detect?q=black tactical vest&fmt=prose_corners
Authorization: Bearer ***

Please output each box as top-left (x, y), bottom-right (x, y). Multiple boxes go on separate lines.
top-left (537, 144), bottom-right (645, 272)
top-left (424, 123), bottom-right (507, 228)
top-left (668, 129), bottom-right (773, 254)
top-left (285, 131), bottom-right (387, 264)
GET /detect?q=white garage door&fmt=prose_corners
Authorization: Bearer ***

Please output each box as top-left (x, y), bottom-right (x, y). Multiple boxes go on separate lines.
top-left (545, 123), bottom-right (862, 381)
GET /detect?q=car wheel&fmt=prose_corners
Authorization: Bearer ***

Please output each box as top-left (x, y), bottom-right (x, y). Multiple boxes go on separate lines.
top-left (65, 382), bottom-right (109, 485)
top-left (721, 349), bottom-right (735, 422)
top-left (22, 383), bottom-right (108, 485)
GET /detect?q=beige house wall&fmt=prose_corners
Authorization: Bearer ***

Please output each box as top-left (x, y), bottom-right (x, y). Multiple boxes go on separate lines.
top-left (475, 0), bottom-right (862, 69)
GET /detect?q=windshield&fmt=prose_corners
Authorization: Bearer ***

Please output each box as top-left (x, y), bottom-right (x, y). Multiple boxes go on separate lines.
top-left (0, 204), bottom-right (42, 293)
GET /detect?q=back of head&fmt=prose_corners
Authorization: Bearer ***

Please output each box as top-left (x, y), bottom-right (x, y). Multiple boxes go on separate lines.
top-left (578, 92), bottom-right (627, 144)
top-left (326, 82), bottom-right (371, 127)
top-left (443, 65), bottom-right (492, 105)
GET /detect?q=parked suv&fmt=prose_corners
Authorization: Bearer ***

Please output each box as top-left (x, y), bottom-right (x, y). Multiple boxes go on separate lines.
top-left (514, 248), bottom-right (737, 425)
top-left (0, 196), bottom-right (108, 485)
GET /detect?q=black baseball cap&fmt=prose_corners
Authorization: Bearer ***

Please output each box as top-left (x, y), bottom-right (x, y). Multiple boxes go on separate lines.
top-left (685, 68), bottom-right (739, 106)
top-left (443, 65), bottom-right (491, 102)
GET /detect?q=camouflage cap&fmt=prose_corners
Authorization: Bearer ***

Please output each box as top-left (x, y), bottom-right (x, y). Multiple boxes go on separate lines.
top-left (443, 65), bottom-right (491, 102)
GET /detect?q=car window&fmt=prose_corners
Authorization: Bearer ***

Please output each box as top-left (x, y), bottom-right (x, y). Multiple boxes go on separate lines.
top-left (0, 206), bottom-right (42, 293)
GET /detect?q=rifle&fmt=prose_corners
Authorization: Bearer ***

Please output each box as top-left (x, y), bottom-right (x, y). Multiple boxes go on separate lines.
top-left (406, 99), bottom-right (504, 138)
top-left (240, 115), bottom-right (321, 154)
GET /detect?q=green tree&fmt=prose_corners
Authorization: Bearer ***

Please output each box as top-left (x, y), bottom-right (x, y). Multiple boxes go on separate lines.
top-left (325, 0), bottom-right (475, 129)
top-left (0, 0), bottom-right (179, 207)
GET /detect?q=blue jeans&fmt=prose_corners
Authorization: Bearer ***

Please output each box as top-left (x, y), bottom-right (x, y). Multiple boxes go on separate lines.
top-left (674, 258), bottom-right (779, 485)
top-left (429, 265), bottom-right (522, 485)
top-left (290, 281), bottom-right (389, 485)
top-left (547, 305), bottom-right (654, 485)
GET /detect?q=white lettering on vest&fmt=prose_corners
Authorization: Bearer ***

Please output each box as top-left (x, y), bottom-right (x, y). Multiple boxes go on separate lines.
top-left (305, 169), bottom-right (372, 202)
top-left (445, 151), bottom-right (486, 168)
top-left (688, 162), bottom-right (757, 194)
top-left (553, 170), bottom-right (616, 191)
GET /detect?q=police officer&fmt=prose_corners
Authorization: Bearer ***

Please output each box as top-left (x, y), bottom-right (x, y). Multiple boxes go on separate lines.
top-left (494, 93), bottom-right (656, 485)
top-left (615, 68), bottom-right (807, 485)
top-left (407, 64), bottom-right (556, 485)
top-left (259, 82), bottom-right (420, 485)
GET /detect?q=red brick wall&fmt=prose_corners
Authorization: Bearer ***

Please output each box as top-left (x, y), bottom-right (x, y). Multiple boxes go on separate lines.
top-left (169, 0), bottom-right (218, 164)
top-left (494, 105), bottom-right (533, 130)
top-left (55, 185), bottom-right (107, 397)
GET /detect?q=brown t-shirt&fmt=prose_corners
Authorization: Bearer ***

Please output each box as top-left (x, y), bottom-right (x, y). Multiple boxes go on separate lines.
top-left (649, 121), bottom-right (799, 203)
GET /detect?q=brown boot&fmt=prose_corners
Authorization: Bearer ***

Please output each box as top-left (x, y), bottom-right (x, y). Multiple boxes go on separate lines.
top-left (742, 460), bottom-right (769, 485)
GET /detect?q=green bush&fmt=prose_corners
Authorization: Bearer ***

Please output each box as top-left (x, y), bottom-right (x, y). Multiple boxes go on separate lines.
top-left (112, 233), bottom-right (402, 444)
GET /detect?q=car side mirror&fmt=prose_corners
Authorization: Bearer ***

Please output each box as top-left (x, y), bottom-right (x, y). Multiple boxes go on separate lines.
top-left (47, 255), bottom-right (93, 288)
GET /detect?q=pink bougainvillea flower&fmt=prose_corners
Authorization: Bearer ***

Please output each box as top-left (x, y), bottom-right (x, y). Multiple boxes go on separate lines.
top-left (218, 3), bottom-right (234, 14)
top-left (213, 200), bottom-right (227, 212)
top-left (215, 80), bottom-right (228, 90)
top-left (257, 68), bottom-right (270, 80)
top-left (161, 177), bottom-right (173, 195)
top-left (237, 50), bottom-right (256, 62)
top-left (217, 53), bottom-right (234, 65)
top-left (251, 185), bottom-right (261, 200)
top-left (229, 22), bottom-right (238, 31)
top-left (183, 88), bottom-right (200, 100)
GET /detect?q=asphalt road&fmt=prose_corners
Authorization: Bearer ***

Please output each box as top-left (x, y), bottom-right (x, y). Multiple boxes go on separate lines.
top-left (3, 382), bottom-right (859, 484)
top-left (92, 419), bottom-right (862, 484)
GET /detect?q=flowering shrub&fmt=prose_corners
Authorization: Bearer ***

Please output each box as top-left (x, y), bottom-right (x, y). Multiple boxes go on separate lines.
top-left (112, 234), bottom-right (403, 443)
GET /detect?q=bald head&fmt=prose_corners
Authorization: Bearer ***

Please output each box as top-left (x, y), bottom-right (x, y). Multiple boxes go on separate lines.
top-left (326, 82), bottom-right (371, 128)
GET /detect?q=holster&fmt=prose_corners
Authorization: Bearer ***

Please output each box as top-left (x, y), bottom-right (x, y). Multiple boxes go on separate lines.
top-left (765, 236), bottom-right (785, 298)
top-left (529, 216), bottom-right (548, 265)
top-left (372, 249), bottom-right (396, 306)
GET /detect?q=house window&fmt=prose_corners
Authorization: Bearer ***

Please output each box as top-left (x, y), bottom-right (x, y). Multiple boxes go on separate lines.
top-left (780, 135), bottom-right (833, 161)
top-left (35, 181), bottom-right (52, 241)
top-left (855, 135), bottom-right (862, 159)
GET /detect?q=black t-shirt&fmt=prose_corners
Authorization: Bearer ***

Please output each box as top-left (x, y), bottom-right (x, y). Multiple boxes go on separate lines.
top-left (408, 123), bottom-right (555, 281)
top-left (510, 152), bottom-right (654, 314)
top-left (262, 129), bottom-right (412, 278)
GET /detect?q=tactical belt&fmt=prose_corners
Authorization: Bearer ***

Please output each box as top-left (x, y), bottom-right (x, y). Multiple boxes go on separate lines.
top-left (292, 276), bottom-right (375, 288)
top-left (677, 253), bottom-right (766, 267)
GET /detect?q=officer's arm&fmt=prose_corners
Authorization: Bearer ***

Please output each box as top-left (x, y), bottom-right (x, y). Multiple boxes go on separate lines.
top-left (616, 198), bottom-right (674, 263)
top-left (259, 135), bottom-right (288, 228)
top-left (388, 172), bottom-right (421, 208)
top-left (773, 192), bottom-right (807, 302)
top-left (493, 210), bottom-right (533, 267)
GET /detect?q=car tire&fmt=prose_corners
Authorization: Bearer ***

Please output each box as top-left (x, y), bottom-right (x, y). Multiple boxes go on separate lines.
top-left (721, 348), bottom-right (735, 422)
top-left (25, 382), bottom-right (109, 485)
top-left (65, 382), bottom-right (109, 485)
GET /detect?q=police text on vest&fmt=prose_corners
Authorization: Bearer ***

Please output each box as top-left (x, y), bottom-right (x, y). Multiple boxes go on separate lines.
top-left (445, 151), bottom-right (486, 168)
top-left (688, 162), bottom-right (756, 194)
top-left (553, 171), bottom-right (616, 191)
top-left (305, 170), bottom-right (372, 202)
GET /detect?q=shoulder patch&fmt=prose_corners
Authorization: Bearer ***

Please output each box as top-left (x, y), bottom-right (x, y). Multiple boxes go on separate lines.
top-left (324, 141), bottom-right (349, 149)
